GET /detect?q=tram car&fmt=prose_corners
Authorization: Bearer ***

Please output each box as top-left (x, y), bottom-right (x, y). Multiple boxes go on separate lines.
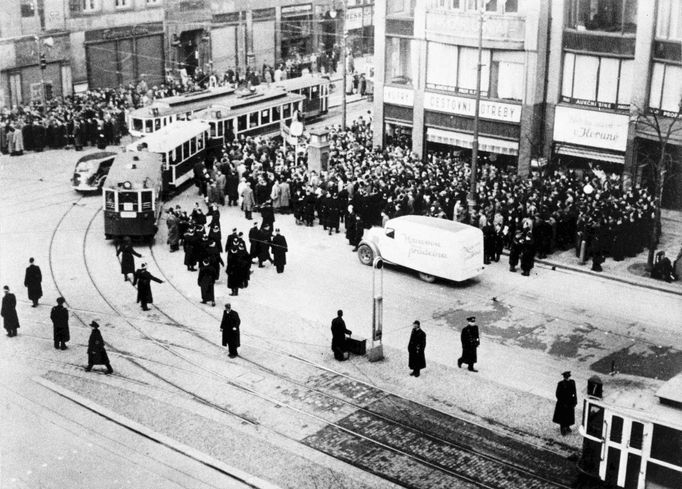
top-left (126, 120), bottom-right (209, 194)
top-left (578, 374), bottom-right (682, 489)
top-left (127, 85), bottom-right (235, 138)
top-left (274, 74), bottom-right (330, 119)
top-left (192, 88), bottom-right (306, 152)
top-left (102, 152), bottom-right (163, 240)
top-left (71, 151), bottom-right (117, 192)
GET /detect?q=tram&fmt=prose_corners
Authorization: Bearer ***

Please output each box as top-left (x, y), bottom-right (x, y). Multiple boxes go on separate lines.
top-left (72, 151), bottom-right (117, 192)
top-left (126, 120), bottom-right (209, 194)
top-left (578, 375), bottom-right (682, 489)
top-left (274, 74), bottom-right (330, 119)
top-left (127, 85), bottom-right (235, 138)
top-left (102, 152), bottom-right (163, 240)
top-left (193, 88), bottom-right (306, 151)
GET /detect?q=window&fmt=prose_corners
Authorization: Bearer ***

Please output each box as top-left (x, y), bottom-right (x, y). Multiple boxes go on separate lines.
top-left (145, 119), bottom-right (153, 133)
top-left (146, 0), bottom-right (161, 4)
top-left (486, 0), bottom-right (497, 12)
top-left (261, 109), bottom-right (270, 125)
top-left (182, 141), bottom-right (189, 160)
top-left (238, 115), bottom-right (247, 132)
top-left (115, 0), bottom-right (129, 7)
top-left (426, 42), bottom-right (458, 91)
top-left (21, 0), bottom-right (35, 17)
top-left (154, 118), bottom-right (161, 131)
top-left (504, 0), bottom-right (518, 13)
top-left (209, 122), bottom-right (217, 138)
top-left (132, 119), bottom-right (143, 133)
top-left (81, 0), bottom-right (98, 11)
top-left (385, 37), bottom-right (418, 86)
top-left (561, 53), bottom-right (633, 110)
top-left (566, 0), bottom-right (637, 34)
top-left (190, 136), bottom-right (196, 155)
top-left (272, 106), bottom-right (281, 121)
top-left (249, 110), bottom-right (259, 128)
top-left (105, 190), bottom-right (116, 210)
top-left (490, 50), bottom-right (524, 100)
top-left (656, 0), bottom-right (682, 40)
top-left (649, 62), bottom-right (682, 115)
top-left (141, 191), bottom-right (153, 211)
top-left (458, 47), bottom-right (491, 95)
top-left (118, 191), bottom-right (139, 212)
top-left (651, 424), bottom-right (682, 466)
top-left (283, 103), bottom-right (291, 119)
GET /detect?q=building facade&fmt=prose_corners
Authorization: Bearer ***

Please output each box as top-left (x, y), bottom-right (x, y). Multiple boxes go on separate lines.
top-left (1, 0), bottom-right (375, 106)
top-left (373, 0), bottom-right (681, 207)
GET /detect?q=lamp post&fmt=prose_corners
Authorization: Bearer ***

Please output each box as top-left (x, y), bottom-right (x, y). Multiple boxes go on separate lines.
top-left (467, 6), bottom-right (485, 210)
top-left (34, 36), bottom-right (47, 109)
top-left (368, 256), bottom-right (384, 362)
top-left (332, 0), bottom-right (348, 129)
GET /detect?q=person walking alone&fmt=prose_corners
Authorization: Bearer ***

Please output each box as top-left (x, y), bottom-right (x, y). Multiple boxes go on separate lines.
top-left (24, 257), bottom-right (43, 307)
top-left (407, 320), bottom-right (426, 377)
top-left (220, 303), bottom-right (241, 357)
top-left (85, 321), bottom-right (113, 374)
top-left (553, 371), bottom-right (578, 436)
top-left (1, 285), bottom-right (19, 337)
top-left (50, 297), bottom-right (70, 349)
top-left (458, 316), bottom-right (480, 372)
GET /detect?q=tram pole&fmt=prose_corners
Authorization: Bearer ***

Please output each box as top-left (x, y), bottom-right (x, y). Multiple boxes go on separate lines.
top-left (467, 7), bottom-right (485, 211)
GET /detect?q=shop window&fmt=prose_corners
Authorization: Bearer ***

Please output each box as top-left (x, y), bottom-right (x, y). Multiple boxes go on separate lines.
top-left (649, 63), bottom-right (682, 115)
top-left (566, 0), bottom-right (637, 34)
top-left (21, 0), bottom-right (36, 17)
top-left (561, 53), bottom-right (632, 110)
top-left (656, 0), bottom-right (682, 40)
top-left (385, 37), bottom-right (418, 86)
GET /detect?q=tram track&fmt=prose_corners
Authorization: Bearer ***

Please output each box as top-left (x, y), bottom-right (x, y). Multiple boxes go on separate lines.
top-left (43, 198), bottom-right (577, 489)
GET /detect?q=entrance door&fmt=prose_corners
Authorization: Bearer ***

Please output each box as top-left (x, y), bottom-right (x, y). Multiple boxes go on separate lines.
top-left (600, 413), bottom-right (652, 489)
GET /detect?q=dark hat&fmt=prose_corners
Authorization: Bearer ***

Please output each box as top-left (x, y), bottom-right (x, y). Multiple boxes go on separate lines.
top-left (89, 321), bottom-right (100, 328)
top-left (413, 320), bottom-right (420, 326)
top-left (56, 297), bottom-right (66, 304)
top-left (2, 285), bottom-right (8, 291)
top-left (467, 316), bottom-right (476, 322)
top-left (562, 371), bottom-right (571, 377)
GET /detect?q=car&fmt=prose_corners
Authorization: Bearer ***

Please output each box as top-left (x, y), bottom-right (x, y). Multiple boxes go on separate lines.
top-left (357, 215), bottom-right (484, 283)
top-left (71, 151), bottom-right (117, 192)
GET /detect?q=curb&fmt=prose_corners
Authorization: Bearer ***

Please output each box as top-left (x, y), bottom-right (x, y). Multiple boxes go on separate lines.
top-left (499, 251), bottom-right (682, 297)
top-left (34, 376), bottom-right (283, 489)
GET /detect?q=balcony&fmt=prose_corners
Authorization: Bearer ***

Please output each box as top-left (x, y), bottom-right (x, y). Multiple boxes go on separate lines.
top-left (425, 12), bottom-right (525, 49)
top-left (563, 29), bottom-right (636, 56)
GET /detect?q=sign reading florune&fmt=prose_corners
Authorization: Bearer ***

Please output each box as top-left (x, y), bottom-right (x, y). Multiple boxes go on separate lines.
top-left (424, 92), bottom-right (522, 124)
top-left (553, 106), bottom-right (629, 152)
top-left (383, 86), bottom-right (414, 107)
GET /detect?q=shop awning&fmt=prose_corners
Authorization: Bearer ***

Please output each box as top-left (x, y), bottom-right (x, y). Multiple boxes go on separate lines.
top-left (426, 127), bottom-right (518, 155)
top-left (554, 144), bottom-right (625, 164)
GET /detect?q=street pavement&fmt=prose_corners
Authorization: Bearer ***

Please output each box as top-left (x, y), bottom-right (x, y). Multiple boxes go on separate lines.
top-left (1, 112), bottom-right (681, 487)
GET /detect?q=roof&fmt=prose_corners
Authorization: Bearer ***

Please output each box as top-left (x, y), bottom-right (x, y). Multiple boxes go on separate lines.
top-left (76, 151), bottom-right (117, 163)
top-left (127, 86), bottom-right (237, 119)
top-left (657, 373), bottom-right (682, 408)
top-left (274, 74), bottom-right (331, 91)
top-left (193, 92), bottom-right (306, 121)
top-left (389, 215), bottom-right (481, 234)
top-left (157, 86), bottom-right (236, 108)
top-left (103, 152), bottom-right (162, 189)
top-left (128, 120), bottom-right (209, 153)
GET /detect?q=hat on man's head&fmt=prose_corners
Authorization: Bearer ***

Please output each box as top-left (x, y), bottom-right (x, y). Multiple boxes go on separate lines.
top-left (562, 371), bottom-right (571, 377)
top-left (89, 321), bottom-right (100, 328)
top-left (3, 285), bottom-right (8, 291)
top-left (141, 263), bottom-right (147, 268)
top-left (56, 297), bottom-right (66, 305)
top-left (467, 316), bottom-right (476, 322)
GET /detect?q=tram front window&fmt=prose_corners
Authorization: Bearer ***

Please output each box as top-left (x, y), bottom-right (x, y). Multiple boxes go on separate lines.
top-left (141, 190), bottom-right (153, 211)
top-left (145, 120), bottom-right (153, 133)
top-left (586, 403), bottom-right (605, 438)
top-left (104, 190), bottom-right (115, 210)
top-left (132, 118), bottom-right (143, 133)
top-left (118, 191), bottom-right (139, 212)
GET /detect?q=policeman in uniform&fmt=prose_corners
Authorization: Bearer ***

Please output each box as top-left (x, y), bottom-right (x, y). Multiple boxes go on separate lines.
top-left (458, 316), bottom-right (480, 372)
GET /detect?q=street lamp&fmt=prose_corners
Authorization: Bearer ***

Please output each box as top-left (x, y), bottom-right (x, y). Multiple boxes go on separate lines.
top-left (467, 3), bottom-right (487, 211)
top-left (329, 0), bottom-right (348, 129)
top-left (368, 256), bottom-right (384, 362)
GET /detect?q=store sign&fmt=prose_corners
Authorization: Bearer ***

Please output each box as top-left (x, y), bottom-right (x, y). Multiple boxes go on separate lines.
top-left (346, 7), bottom-right (364, 31)
top-left (281, 4), bottom-right (312, 16)
top-left (553, 106), bottom-right (629, 152)
top-left (424, 92), bottom-right (522, 123)
top-left (560, 95), bottom-right (629, 112)
top-left (383, 86), bottom-right (414, 107)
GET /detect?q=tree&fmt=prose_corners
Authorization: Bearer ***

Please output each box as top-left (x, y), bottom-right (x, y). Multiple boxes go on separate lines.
top-left (632, 104), bottom-right (682, 270)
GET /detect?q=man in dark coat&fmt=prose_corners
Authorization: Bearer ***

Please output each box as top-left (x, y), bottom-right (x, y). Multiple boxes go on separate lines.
top-left (117, 238), bottom-right (141, 281)
top-left (520, 231), bottom-right (536, 276)
top-left (132, 263), bottom-right (164, 311)
top-left (24, 257), bottom-right (43, 307)
top-left (85, 321), bottom-right (113, 374)
top-left (220, 303), bottom-right (241, 357)
top-left (2, 285), bottom-right (20, 337)
top-left (553, 371), bottom-right (578, 435)
top-left (271, 228), bottom-right (288, 273)
top-left (198, 259), bottom-right (217, 306)
top-left (50, 297), bottom-right (70, 349)
top-left (408, 320), bottom-right (426, 377)
top-left (331, 309), bottom-right (352, 361)
top-left (248, 222), bottom-right (260, 261)
top-left (457, 316), bottom-right (480, 372)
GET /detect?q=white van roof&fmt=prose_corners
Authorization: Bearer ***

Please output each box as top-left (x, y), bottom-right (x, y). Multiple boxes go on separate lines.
top-left (388, 215), bottom-right (479, 234)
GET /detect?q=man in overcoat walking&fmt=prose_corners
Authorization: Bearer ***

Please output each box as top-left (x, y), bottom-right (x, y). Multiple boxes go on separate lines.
top-left (271, 228), bottom-right (288, 273)
top-left (553, 371), bottom-right (578, 435)
top-left (50, 297), bottom-right (70, 349)
top-left (132, 263), bottom-right (164, 311)
top-left (85, 321), bottom-right (113, 374)
top-left (331, 310), bottom-right (352, 361)
top-left (2, 285), bottom-right (20, 337)
top-left (458, 316), bottom-right (480, 372)
top-left (221, 303), bottom-right (241, 357)
top-left (408, 320), bottom-right (426, 377)
top-left (24, 257), bottom-right (43, 307)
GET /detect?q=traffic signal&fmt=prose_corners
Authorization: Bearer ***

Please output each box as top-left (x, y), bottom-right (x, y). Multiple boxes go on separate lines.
top-left (39, 54), bottom-right (47, 70)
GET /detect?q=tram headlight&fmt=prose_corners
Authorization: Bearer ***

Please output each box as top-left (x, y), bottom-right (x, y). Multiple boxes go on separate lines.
top-left (122, 181), bottom-right (132, 189)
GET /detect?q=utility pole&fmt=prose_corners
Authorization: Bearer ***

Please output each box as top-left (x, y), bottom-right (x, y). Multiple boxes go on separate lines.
top-left (34, 35), bottom-right (47, 110)
top-left (339, 0), bottom-right (348, 129)
top-left (468, 7), bottom-right (485, 210)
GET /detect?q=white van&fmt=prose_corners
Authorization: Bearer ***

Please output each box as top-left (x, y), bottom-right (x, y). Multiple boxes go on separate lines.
top-left (357, 215), bottom-right (484, 282)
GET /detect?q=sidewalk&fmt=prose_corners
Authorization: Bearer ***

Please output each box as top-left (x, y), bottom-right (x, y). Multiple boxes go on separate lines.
top-left (530, 209), bottom-right (682, 296)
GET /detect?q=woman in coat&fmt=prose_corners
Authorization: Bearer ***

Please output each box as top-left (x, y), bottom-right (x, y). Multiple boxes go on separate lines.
top-left (85, 321), bottom-right (113, 374)
top-left (407, 320), bottom-right (426, 377)
top-left (117, 238), bottom-right (141, 282)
